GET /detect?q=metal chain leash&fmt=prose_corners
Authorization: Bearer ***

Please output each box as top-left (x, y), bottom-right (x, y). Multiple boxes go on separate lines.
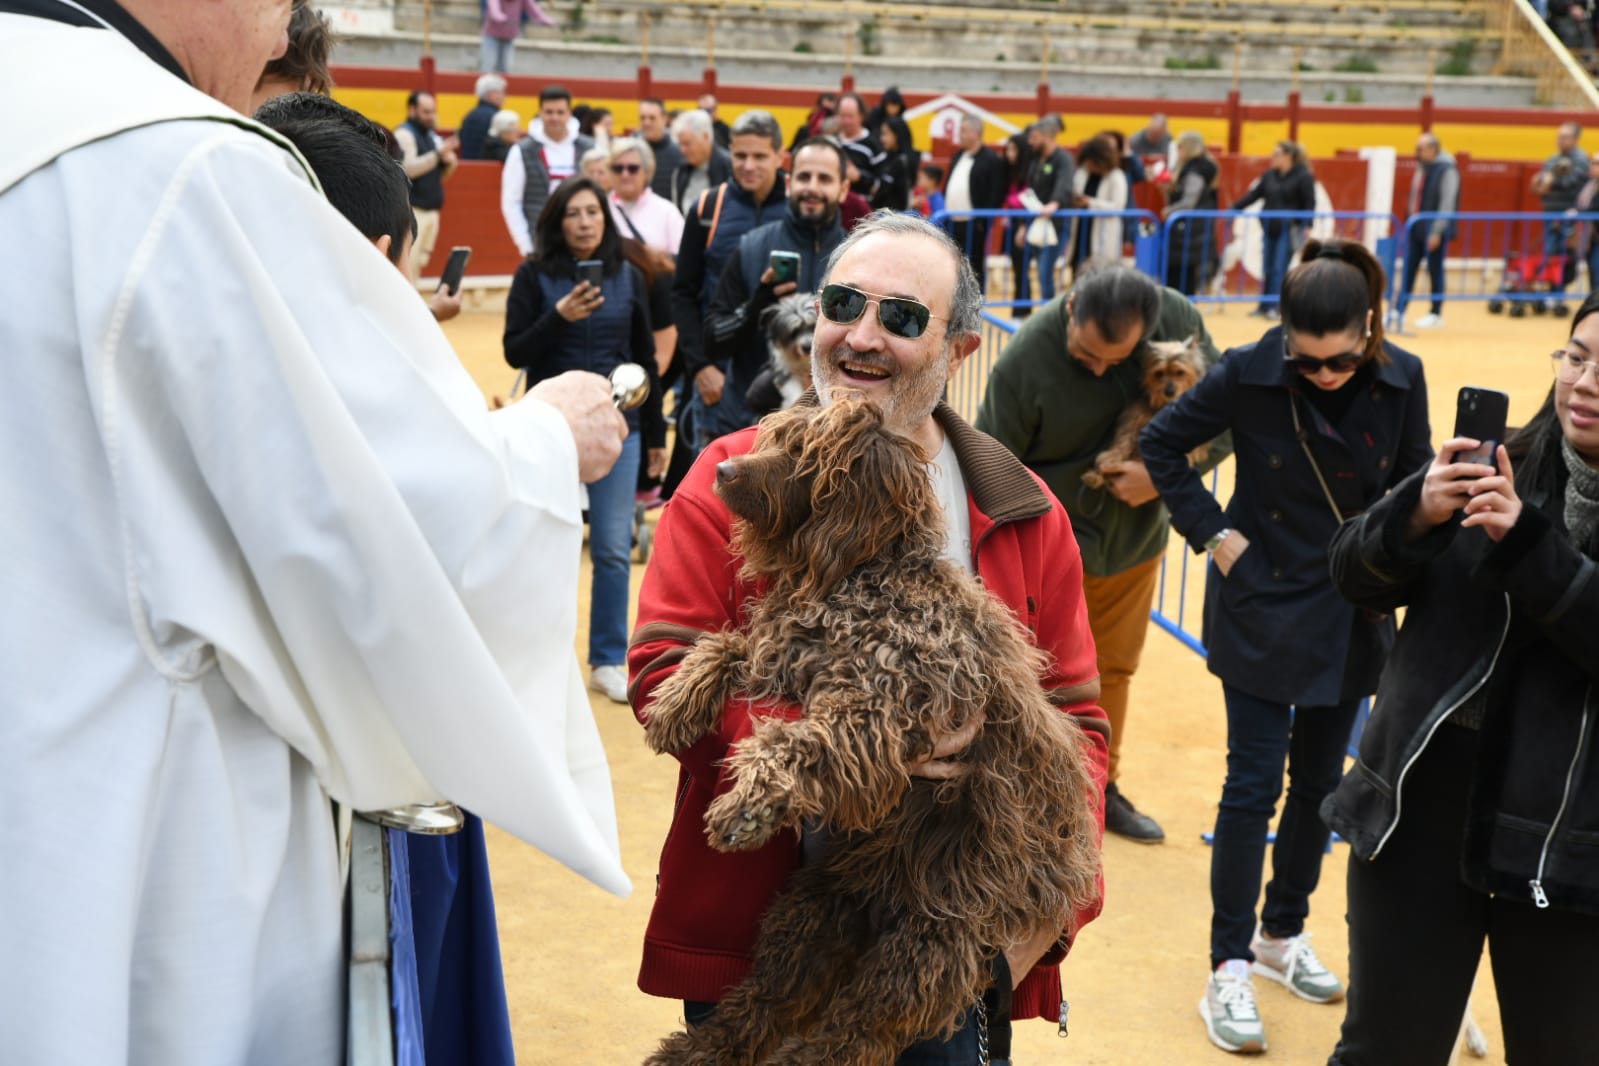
top-left (975, 997), bottom-right (990, 1066)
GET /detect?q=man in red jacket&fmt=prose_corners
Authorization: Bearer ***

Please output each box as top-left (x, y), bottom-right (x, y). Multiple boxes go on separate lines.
top-left (627, 211), bottom-right (1108, 1063)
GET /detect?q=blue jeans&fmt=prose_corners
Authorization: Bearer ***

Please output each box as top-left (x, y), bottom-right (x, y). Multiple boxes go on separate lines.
top-left (687, 364), bottom-right (757, 452)
top-left (1260, 227), bottom-right (1292, 311)
top-left (1209, 683), bottom-right (1361, 967)
top-left (584, 432), bottom-right (639, 666)
top-left (682, 1002), bottom-right (993, 1064)
top-left (1397, 231), bottom-right (1447, 317)
top-left (1544, 220), bottom-right (1575, 294)
top-left (479, 36), bottom-right (513, 74)
top-left (1013, 237), bottom-right (1062, 305)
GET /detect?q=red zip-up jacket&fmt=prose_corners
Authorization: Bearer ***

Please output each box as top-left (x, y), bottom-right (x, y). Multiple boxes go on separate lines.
top-left (626, 403), bottom-right (1110, 1024)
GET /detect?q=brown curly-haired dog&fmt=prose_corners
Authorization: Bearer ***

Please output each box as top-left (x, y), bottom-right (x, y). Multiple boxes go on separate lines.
top-left (1081, 335), bottom-right (1209, 491)
top-left (641, 399), bottom-right (1102, 1066)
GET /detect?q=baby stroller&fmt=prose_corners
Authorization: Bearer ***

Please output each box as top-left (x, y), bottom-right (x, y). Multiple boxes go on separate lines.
top-left (1487, 251), bottom-right (1570, 318)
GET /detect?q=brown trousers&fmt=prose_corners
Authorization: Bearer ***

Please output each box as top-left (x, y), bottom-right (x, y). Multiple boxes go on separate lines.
top-left (1080, 555), bottom-right (1162, 786)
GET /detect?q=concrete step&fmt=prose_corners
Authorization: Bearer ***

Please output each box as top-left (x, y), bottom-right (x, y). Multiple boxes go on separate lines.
top-left (334, 31), bottom-right (1539, 108)
top-left (388, 1), bottom-right (1498, 77)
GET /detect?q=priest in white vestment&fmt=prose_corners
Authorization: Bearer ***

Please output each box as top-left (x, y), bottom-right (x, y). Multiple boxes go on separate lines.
top-left (0, 2), bottom-right (631, 1063)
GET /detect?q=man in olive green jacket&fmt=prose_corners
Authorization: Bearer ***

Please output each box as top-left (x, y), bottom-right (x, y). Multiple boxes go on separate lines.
top-left (976, 266), bottom-right (1231, 842)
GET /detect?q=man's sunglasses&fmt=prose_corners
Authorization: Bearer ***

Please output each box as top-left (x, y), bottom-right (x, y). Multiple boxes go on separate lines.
top-left (609, 162), bottom-right (644, 174)
top-left (1282, 336), bottom-right (1366, 376)
top-left (817, 283), bottom-right (943, 340)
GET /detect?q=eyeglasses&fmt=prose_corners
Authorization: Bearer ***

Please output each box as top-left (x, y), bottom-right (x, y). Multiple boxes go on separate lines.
top-left (1552, 348), bottom-right (1599, 383)
top-left (817, 283), bottom-right (944, 340)
top-left (609, 162), bottom-right (643, 175)
top-left (1282, 336), bottom-right (1366, 376)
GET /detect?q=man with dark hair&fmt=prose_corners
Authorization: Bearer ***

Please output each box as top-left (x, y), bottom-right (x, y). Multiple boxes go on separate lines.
top-left (394, 89), bottom-right (459, 284)
top-left (255, 92), bottom-right (463, 321)
top-left (699, 90), bottom-right (732, 149)
top-left (667, 108), bottom-right (788, 485)
top-left (250, 0), bottom-right (335, 110)
top-left (459, 73), bottom-right (507, 161)
top-left (976, 266), bottom-right (1230, 844)
top-left (500, 84), bottom-right (593, 256)
top-left (944, 113), bottom-right (1006, 287)
top-left (702, 138), bottom-right (849, 431)
top-left (638, 97), bottom-right (683, 199)
top-left (255, 93), bottom-right (415, 265)
top-left (835, 92), bottom-right (886, 201)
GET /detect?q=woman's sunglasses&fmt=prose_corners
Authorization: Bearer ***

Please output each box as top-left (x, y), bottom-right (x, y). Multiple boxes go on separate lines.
top-left (609, 162), bottom-right (643, 174)
top-left (817, 283), bottom-right (943, 340)
top-left (1282, 336), bottom-right (1366, 376)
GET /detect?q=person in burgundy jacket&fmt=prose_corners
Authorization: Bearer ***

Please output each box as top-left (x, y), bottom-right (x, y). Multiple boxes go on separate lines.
top-left (627, 211), bottom-right (1108, 1063)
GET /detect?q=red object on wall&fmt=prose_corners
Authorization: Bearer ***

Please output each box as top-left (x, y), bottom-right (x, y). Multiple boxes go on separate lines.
top-left (432, 162), bottom-right (525, 279)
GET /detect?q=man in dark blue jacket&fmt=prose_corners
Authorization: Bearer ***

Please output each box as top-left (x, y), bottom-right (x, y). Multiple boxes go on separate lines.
top-left (457, 73), bottom-right (506, 161)
top-left (665, 111), bottom-right (788, 493)
top-left (704, 138), bottom-right (849, 425)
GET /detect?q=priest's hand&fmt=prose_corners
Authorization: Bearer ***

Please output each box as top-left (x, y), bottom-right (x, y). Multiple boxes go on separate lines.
top-left (908, 712), bottom-right (986, 780)
top-left (527, 371), bottom-right (629, 482)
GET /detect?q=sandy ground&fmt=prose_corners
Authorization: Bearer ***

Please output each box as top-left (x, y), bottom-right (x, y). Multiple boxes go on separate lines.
top-left (439, 299), bottom-right (1566, 1065)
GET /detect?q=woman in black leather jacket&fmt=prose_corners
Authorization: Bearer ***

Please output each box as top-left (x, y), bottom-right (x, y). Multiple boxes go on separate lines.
top-left (1323, 295), bottom-right (1599, 1065)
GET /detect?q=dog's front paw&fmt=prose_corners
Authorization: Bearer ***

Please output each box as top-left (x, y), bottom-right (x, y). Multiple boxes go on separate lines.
top-left (705, 787), bottom-right (790, 852)
top-left (643, 703), bottom-right (707, 756)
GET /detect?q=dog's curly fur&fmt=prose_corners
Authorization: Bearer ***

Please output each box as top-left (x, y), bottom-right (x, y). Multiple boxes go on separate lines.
top-left (642, 400), bottom-right (1101, 1066)
top-left (1081, 335), bottom-right (1209, 491)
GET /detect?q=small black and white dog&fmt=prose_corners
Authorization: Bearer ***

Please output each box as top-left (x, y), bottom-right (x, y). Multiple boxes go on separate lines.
top-left (748, 292), bottom-right (817, 416)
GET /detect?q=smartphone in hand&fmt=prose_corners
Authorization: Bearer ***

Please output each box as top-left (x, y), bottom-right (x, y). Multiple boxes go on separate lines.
top-left (438, 246), bottom-right (472, 296)
top-left (576, 259), bottom-right (605, 289)
top-left (1452, 386), bottom-right (1510, 469)
top-left (768, 250), bottom-right (800, 286)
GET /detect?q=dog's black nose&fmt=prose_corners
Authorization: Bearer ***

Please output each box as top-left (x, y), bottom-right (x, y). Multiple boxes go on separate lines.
top-left (715, 460), bottom-right (738, 485)
top-left (1164, 383), bottom-right (1178, 398)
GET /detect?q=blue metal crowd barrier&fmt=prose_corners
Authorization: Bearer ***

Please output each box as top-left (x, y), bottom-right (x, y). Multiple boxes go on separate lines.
top-left (928, 207), bottom-right (1163, 310)
top-left (1391, 210), bottom-right (1599, 330)
top-left (1160, 210), bottom-right (1401, 308)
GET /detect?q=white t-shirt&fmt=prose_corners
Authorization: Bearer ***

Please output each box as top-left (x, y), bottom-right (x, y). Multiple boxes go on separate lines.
top-left (532, 125), bottom-right (579, 182)
top-left (946, 152), bottom-right (976, 214)
top-left (928, 434), bottom-right (973, 572)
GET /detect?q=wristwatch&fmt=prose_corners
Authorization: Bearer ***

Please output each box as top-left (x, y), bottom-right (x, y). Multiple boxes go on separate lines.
top-left (1204, 528), bottom-right (1234, 553)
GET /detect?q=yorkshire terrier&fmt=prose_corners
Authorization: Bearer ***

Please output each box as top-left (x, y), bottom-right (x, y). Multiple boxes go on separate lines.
top-left (755, 292), bottom-right (817, 413)
top-left (1081, 335), bottom-right (1208, 491)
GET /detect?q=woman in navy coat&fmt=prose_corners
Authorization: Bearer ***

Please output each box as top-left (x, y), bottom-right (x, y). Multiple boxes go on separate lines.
top-left (1140, 239), bottom-right (1433, 1054)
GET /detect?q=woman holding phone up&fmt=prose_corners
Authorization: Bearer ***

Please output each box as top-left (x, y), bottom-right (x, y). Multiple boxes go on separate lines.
top-left (1140, 239), bottom-right (1432, 1055)
top-left (505, 177), bottom-right (665, 705)
top-left (1320, 296), bottom-right (1599, 1065)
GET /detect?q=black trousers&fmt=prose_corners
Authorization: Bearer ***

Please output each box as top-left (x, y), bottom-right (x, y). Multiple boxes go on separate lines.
top-left (1328, 722), bottom-right (1599, 1065)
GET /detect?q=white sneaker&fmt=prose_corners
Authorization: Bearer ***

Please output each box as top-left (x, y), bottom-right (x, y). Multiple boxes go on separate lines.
top-left (1413, 313), bottom-right (1443, 329)
top-left (588, 664), bottom-right (629, 704)
top-left (1251, 928), bottom-right (1345, 1003)
top-left (1200, 959), bottom-right (1267, 1053)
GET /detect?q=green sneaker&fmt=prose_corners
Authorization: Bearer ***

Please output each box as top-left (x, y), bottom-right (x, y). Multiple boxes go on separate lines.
top-left (1251, 929), bottom-right (1345, 1004)
top-left (1200, 960), bottom-right (1266, 1054)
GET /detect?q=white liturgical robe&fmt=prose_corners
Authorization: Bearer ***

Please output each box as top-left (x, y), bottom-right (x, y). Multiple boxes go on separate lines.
top-left (0, 13), bottom-right (627, 1065)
